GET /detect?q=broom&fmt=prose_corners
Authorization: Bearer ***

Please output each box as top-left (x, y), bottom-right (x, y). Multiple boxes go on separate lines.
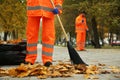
top-left (50, 0), bottom-right (87, 65)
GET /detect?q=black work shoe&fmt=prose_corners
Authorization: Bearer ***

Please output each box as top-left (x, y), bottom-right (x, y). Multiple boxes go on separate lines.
top-left (24, 61), bottom-right (33, 65)
top-left (44, 61), bottom-right (52, 67)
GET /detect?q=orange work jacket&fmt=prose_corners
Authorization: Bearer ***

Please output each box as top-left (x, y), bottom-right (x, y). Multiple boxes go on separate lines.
top-left (27, 0), bottom-right (63, 18)
top-left (75, 14), bottom-right (88, 33)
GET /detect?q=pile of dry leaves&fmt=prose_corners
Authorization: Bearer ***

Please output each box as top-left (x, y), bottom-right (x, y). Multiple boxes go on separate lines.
top-left (0, 39), bottom-right (22, 44)
top-left (0, 62), bottom-right (120, 79)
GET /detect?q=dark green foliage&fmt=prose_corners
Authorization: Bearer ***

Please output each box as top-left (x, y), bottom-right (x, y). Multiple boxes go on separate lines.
top-left (0, 0), bottom-right (26, 40)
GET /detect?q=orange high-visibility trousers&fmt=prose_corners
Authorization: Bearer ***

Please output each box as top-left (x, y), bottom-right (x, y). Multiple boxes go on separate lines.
top-left (25, 16), bottom-right (55, 64)
top-left (76, 31), bottom-right (86, 50)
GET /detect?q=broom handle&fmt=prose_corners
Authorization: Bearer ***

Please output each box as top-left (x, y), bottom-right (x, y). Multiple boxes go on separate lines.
top-left (50, 0), bottom-right (69, 41)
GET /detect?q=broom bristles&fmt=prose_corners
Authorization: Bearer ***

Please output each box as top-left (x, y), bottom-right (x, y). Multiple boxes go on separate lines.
top-left (67, 41), bottom-right (88, 65)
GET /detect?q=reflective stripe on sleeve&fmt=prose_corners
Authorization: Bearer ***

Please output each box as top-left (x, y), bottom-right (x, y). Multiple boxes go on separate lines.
top-left (27, 6), bottom-right (53, 12)
top-left (76, 27), bottom-right (85, 30)
top-left (27, 5), bottom-right (62, 12)
top-left (55, 5), bottom-right (62, 10)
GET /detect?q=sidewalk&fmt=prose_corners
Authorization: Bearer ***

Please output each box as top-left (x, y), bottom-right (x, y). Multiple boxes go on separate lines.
top-left (0, 44), bottom-right (120, 80)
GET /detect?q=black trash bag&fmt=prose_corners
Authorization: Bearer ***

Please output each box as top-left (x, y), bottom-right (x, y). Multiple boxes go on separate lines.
top-left (0, 42), bottom-right (27, 52)
top-left (0, 51), bottom-right (26, 65)
top-left (0, 42), bottom-right (26, 65)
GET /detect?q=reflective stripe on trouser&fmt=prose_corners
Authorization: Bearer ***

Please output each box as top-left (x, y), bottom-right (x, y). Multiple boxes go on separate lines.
top-left (25, 16), bottom-right (40, 64)
top-left (42, 17), bottom-right (55, 64)
top-left (76, 31), bottom-right (86, 50)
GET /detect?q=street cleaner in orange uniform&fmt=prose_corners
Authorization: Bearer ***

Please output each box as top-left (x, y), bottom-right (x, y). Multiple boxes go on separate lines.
top-left (75, 13), bottom-right (89, 51)
top-left (25, 0), bottom-right (63, 67)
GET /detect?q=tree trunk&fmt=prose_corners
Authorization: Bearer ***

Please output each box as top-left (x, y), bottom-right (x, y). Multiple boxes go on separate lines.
top-left (3, 31), bottom-right (8, 41)
top-left (109, 32), bottom-right (113, 44)
top-left (12, 30), bottom-right (18, 39)
top-left (12, 30), bottom-right (16, 39)
top-left (91, 16), bottom-right (101, 48)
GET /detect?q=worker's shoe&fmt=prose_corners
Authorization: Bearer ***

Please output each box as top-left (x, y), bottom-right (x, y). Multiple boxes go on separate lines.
top-left (80, 49), bottom-right (86, 51)
top-left (24, 61), bottom-right (33, 65)
top-left (44, 61), bottom-right (52, 67)
top-left (76, 48), bottom-right (86, 51)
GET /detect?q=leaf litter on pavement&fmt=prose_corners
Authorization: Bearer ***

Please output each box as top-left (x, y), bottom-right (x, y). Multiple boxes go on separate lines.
top-left (0, 62), bottom-right (120, 79)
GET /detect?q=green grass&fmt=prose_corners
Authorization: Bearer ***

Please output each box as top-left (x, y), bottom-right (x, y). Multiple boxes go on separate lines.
top-left (86, 44), bottom-right (120, 49)
top-left (55, 44), bottom-right (120, 49)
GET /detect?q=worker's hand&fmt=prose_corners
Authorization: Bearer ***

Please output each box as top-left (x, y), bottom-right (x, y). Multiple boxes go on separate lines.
top-left (86, 30), bottom-right (89, 33)
top-left (52, 8), bottom-right (59, 14)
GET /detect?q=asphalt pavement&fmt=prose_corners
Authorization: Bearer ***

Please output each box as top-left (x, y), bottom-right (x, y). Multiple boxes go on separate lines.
top-left (0, 44), bottom-right (120, 80)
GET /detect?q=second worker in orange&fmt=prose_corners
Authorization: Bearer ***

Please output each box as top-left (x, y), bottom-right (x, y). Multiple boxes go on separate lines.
top-left (75, 13), bottom-right (89, 51)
